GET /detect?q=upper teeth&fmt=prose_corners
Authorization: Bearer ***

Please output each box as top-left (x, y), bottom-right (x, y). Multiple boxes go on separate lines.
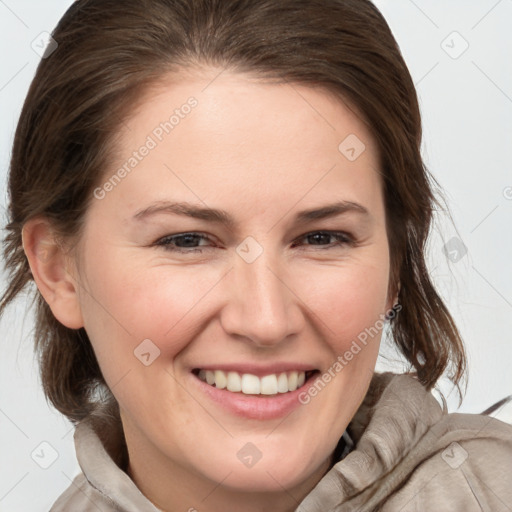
top-left (197, 370), bottom-right (307, 395)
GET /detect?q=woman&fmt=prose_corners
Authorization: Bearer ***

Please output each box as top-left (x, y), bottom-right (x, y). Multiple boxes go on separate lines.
top-left (1, 0), bottom-right (511, 510)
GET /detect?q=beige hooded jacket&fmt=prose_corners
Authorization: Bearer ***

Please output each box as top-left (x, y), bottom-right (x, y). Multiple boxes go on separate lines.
top-left (50, 372), bottom-right (512, 511)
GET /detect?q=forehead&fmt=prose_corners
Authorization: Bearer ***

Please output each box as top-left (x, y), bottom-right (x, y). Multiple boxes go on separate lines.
top-left (99, 68), bottom-right (383, 223)
top-left (122, 68), bottom-right (377, 156)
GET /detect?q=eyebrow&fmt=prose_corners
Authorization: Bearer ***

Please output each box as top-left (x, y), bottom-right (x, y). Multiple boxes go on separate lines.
top-left (133, 200), bottom-right (370, 228)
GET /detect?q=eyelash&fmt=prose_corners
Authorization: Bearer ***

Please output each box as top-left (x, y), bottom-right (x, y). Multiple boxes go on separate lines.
top-left (153, 231), bottom-right (356, 253)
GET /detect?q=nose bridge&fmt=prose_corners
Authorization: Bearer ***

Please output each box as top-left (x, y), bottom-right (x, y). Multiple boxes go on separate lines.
top-left (222, 242), bottom-right (301, 346)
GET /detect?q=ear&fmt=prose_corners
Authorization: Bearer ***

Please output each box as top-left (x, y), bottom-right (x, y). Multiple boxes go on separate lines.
top-left (22, 218), bottom-right (84, 329)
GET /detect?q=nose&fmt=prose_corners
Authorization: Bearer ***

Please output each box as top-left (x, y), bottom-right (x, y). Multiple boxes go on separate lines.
top-left (219, 248), bottom-right (304, 348)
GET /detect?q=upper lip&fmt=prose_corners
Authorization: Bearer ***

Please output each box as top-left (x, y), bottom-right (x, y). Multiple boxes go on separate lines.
top-left (192, 363), bottom-right (319, 377)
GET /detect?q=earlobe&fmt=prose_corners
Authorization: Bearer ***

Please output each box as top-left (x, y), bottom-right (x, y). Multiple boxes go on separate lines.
top-left (22, 218), bottom-right (84, 329)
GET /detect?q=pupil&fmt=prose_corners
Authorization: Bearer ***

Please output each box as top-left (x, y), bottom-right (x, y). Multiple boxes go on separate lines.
top-left (179, 235), bottom-right (198, 247)
top-left (309, 233), bottom-right (329, 245)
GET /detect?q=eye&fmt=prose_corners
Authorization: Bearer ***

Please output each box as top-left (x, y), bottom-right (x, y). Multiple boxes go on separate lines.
top-left (292, 231), bottom-right (355, 250)
top-left (154, 233), bottom-right (214, 253)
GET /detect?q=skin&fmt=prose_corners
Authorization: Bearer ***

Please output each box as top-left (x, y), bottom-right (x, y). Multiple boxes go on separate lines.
top-left (23, 67), bottom-right (396, 512)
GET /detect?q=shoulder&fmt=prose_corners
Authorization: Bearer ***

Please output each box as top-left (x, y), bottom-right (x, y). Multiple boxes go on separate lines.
top-left (385, 412), bottom-right (512, 511)
top-left (49, 472), bottom-right (118, 512)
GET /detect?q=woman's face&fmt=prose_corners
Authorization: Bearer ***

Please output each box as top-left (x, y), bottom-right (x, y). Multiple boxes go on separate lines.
top-left (72, 68), bottom-right (392, 504)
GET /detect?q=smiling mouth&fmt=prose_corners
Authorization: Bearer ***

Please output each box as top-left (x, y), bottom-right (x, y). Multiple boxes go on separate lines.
top-left (192, 369), bottom-right (319, 396)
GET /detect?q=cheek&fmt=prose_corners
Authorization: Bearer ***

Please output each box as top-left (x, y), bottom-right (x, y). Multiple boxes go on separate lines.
top-left (295, 257), bottom-right (390, 349)
top-left (78, 244), bottom-right (221, 362)
top-left (76, 253), bottom-right (207, 424)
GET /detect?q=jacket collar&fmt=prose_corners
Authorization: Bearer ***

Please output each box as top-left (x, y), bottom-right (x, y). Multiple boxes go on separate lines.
top-left (296, 371), bottom-right (444, 510)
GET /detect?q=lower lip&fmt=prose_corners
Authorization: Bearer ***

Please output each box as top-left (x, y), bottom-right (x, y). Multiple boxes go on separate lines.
top-left (190, 372), bottom-right (319, 420)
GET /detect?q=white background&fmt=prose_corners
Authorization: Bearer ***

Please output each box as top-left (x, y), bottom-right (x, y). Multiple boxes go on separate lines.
top-left (1, 1), bottom-right (511, 510)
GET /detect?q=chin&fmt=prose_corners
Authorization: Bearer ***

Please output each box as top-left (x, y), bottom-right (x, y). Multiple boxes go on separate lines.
top-left (201, 453), bottom-right (325, 494)
top-left (221, 469), bottom-right (307, 493)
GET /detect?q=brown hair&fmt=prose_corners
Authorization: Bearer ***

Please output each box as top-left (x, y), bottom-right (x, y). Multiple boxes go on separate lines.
top-left (1, 0), bottom-right (466, 425)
